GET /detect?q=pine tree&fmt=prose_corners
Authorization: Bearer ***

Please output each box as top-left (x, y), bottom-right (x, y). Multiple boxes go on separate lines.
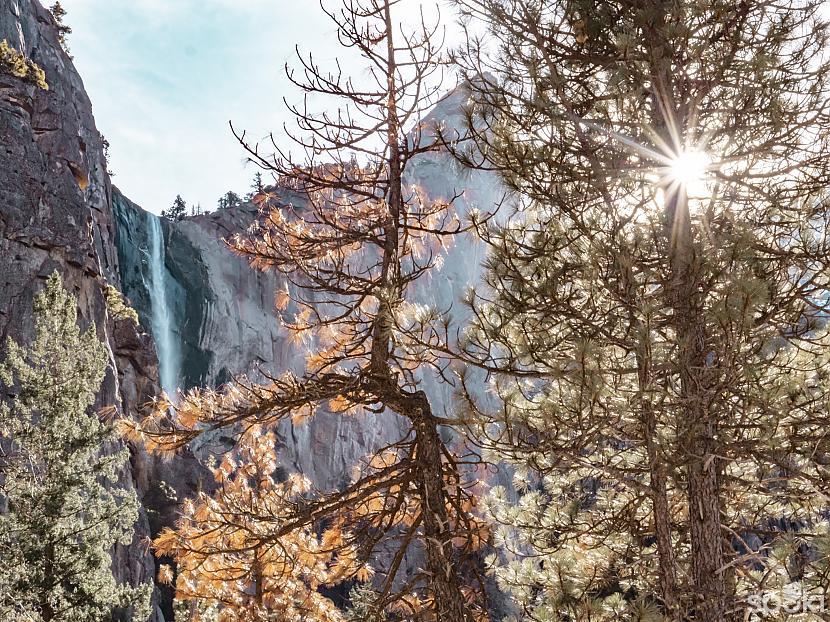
top-left (444, 1), bottom-right (830, 620)
top-left (48, 3), bottom-right (71, 56)
top-left (161, 194), bottom-right (187, 222)
top-left (245, 172), bottom-right (265, 201)
top-left (216, 190), bottom-right (241, 210)
top-left (125, 1), bottom-right (489, 620)
top-left (0, 273), bottom-right (151, 621)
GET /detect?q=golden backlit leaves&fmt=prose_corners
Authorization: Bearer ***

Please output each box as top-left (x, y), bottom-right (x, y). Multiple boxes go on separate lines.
top-left (327, 393), bottom-right (354, 414)
top-left (120, 157), bottom-right (490, 619)
top-left (355, 564), bottom-right (374, 582)
top-left (153, 428), bottom-right (358, 622)
top-left (291, 403), bottom-right (314, 427)
top-left (389, 592), bottom-right (425, 617)
top-left (124, 382), bottom-right (491, 619)
top-left (275, 287), bottom-right (291, 312)
top-left (220, 170), bottom-right (461, 386)
top-left (121, 367), bottom-right (380, 458)
top-left (157, 564), bottom-right (174, 586)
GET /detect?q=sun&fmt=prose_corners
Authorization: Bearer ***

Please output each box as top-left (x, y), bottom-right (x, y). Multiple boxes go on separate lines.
top-left (667, 149), bottom-right (711, 194)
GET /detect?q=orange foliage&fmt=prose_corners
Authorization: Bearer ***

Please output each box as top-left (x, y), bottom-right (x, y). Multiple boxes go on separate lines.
top-left (154, 429), bottom-right (361, 622)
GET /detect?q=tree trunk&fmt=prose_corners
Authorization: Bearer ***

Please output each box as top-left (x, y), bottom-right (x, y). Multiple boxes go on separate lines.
top-left (42, 541), bottom-right (55, 621)
top-left (372, 4), bottom-right (470, 618)
top-left (646, 4), bottom-right (727, 613)
top-left (621, 246), bottom-right (680, 615)
top-left (644, 399), bottom-right (679, 615)
top-left (408, 390), bottom-right (472, 622)
top-left (371, 0), bottom-right (403, 375)
top-left (667, 189), bottom-right (726, 621)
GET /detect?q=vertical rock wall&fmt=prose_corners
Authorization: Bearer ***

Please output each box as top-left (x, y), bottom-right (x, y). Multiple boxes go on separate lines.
top-left (0, 2), bottom-right (210, 619)
top-left (114, 188), bottom-right (413, 492)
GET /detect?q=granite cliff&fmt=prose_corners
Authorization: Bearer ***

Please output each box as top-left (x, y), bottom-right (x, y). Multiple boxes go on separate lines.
top-left (110, 78), bottom-right (504, 495)
top-left (111, 133), bottom-right (503, 494)
top-left (0, 1), bottom-right (206, 619)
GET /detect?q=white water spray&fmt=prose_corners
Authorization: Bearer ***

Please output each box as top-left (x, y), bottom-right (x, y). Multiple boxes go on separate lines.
top-left (146, 212), bottom-right (181, 399)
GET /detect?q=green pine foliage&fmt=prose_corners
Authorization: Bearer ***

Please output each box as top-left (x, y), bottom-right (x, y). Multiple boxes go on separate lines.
top-left (104, 284), bottom-right (140, 326)
top-left (344, 584), bottom-right (385, 622)
top-left (0, 273), bottom-right (151, 621)
top-left (449, 0), bottom-right (830, 620)
top-left (161, 195), bottom-right (188, 222)
top-left (48, 3), bottom-right (72, 56)
top-left (244, 172), bottom-right (264, 201)
top-left (216, 190), bottom-right (241, 210)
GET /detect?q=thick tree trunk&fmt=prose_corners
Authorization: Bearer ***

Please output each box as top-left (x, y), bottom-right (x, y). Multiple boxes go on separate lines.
top-left (667, 191), bottom-right (726, 621)
top-left (408, 390), bottom-right (472, 622)
top-left (645, 3), bottom-right (727, 612)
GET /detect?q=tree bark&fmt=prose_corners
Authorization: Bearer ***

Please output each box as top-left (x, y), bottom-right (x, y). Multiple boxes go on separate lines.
top-left (645, 4), bottom-right (727, 614)
top-left (42, 541), bottom-right (55, 621)
top-left (667, 189), bottom-right (726, 621)
top-left (621, 245), bottom-right (680, 615)
top-left (371, 0), bottom-right (404, 375)
top-left (406, 389), bottom-right (472, 622)
top-left (370, 4), bottom-right (472, 618)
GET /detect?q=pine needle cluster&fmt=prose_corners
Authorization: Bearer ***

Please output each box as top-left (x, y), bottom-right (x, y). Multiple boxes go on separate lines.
top-left (0, 273), bottom-right (151, 621)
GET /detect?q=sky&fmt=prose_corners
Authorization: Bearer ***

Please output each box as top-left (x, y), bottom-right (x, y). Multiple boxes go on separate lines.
top-left (60, 0), bottom-right (459, 214)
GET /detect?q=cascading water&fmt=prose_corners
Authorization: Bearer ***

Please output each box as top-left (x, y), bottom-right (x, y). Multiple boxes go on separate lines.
top-left (145, 212), bottom-right (181, 398)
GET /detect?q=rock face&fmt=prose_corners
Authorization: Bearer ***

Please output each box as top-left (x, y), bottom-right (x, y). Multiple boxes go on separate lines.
top-left (112, 88), bottom-right (505, 495)
top-left (0, 0), bottom-right (117, 333)
top-left (0, 2), bottom-right (208, 620)
top-left (113, 188), bottom-right (412, 491)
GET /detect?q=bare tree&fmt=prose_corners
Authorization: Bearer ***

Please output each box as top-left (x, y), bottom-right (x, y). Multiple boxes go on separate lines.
top-left (126, 1), bottom-right (488, 620)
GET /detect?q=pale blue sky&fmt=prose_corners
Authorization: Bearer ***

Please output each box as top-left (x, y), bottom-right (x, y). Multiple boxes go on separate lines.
top-left (61, 0), bottom-right (456, 214)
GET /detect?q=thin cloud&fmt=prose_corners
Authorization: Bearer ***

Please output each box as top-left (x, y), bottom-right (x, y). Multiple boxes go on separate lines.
top-left (59, 1), bottom-right (459, 213)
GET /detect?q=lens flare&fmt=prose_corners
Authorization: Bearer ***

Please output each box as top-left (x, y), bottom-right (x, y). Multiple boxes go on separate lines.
top-left (668, 150), bottom-right (711, 194)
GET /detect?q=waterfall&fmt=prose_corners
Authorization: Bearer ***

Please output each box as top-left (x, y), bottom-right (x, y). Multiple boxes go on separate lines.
top-left (146, 212), bottom-right (180, 398)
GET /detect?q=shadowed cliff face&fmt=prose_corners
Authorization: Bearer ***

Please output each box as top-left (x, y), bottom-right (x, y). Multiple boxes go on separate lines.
top-left (0, 2), bottom-right (211, 620)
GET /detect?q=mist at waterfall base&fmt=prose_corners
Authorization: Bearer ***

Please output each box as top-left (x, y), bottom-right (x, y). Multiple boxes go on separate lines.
top-left (145, 212), bottom-right (181, 399)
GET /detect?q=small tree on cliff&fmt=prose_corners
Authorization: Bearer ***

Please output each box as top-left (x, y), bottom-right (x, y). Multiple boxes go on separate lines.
top-left (0, 273), bottom-right (151, 621)
top-left (162, 194), bottom-right (188, 221)
top-left (441, 0), bottom-right (830, 620)
top-left (216, 190), bottom-right (241, 210)
top-left (245, 171), bottom-right (265, 201)
top-left (48, 3), bottom-right (71, 56)
top-left (125, 1), bottom-right (488, 620)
